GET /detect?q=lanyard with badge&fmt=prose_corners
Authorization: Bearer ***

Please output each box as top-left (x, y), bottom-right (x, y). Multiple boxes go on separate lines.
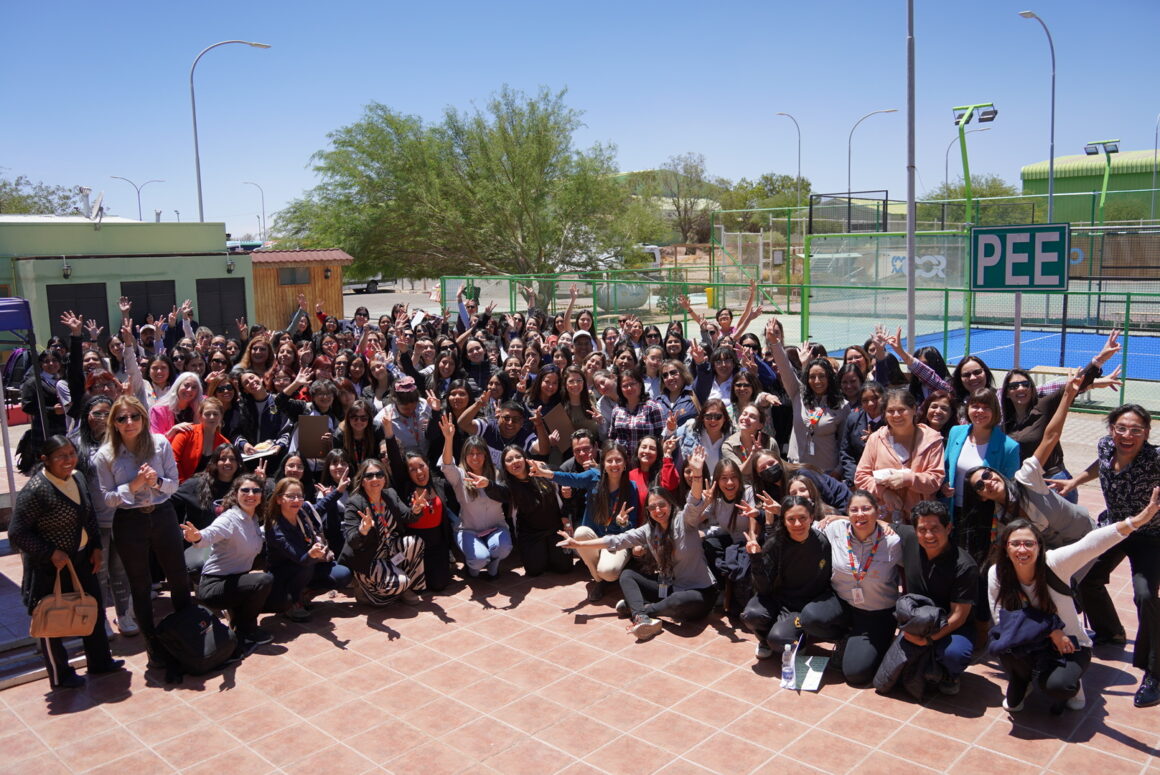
top-left (846, 524), bottom-right (882, 605)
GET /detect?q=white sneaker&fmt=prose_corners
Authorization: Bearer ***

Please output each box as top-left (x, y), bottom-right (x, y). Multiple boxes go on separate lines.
top-left (117, 612), bottom-right (140, 636)
top-left (1066, 685), bottom-right (1086, 711)
top-left (755, 641), bottom-right (774, 660)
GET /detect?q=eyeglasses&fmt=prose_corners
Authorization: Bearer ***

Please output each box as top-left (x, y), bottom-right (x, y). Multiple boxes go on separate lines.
top-left (1113, 424), bottom-right (1147, 438)
top-left (90, 411), bottom-right (111, 419)
top-left (1007, 540), bottom-right (1038, 549)
top-left (1007, 380), bottom-right (1033, 390)
top-left (239, 487), bottom-right (263, 495)
top-left (114, 414), bottom-right (142, 425)
top-left (282, 493), bottom-right (305, 502)
top-left (646, 503), bottom-right (669, 512)
top-left (363, 471), bottom-right (386, 480)
top-left (972, 469), bottom-right (996, 492)
top-left (703, 413), bottom-right (724, 421)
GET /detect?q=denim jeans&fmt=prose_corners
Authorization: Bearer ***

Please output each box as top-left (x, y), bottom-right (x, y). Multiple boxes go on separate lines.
top-left (456, 526), bottom-right (513, 576)
top-left (97, 526), bottom-right (132, 618)
top-left (933, 624), bottom-right (975, 678)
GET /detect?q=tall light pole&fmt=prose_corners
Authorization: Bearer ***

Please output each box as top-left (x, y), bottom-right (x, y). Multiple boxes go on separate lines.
top-left (952, 103), bottom-right (999, 225)
top-left (944, 129), bottom-right (991, 192)
top-left (1085, 140), bottom-right (1121, 228)
top-left (775, 112), bottom-right (802, 207)
top-left (174, 210), bottom-right (181, 222)
top-left (847, 109), bottom-right (897, 230)
top-left (243, 181), bottom-right (266, 240)
top-left (1018, 11), bottom-right (1056, 222)
top-left (110, 177), bottom-right (164, 221)
top-left (190, 40), bottom-right (271, 222)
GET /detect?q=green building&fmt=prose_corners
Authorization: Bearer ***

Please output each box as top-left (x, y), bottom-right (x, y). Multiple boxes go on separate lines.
top-left (1020, 149), bottom-right (1158, 224)
top-left (0, 216), bottom-right (252, 342)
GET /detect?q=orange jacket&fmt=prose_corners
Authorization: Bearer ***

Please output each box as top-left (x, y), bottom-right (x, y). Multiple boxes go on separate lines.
top-left (854, 423), bottom-right (945, 523)
top-left (171, 424), bottom-right (232, 482)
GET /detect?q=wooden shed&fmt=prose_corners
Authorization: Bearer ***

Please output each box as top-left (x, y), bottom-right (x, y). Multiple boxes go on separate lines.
top-left (250, 248), bottom-right (353, 330)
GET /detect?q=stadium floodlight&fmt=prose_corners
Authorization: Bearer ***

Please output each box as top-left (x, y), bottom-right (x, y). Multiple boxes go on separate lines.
top-left (1087, 140), bottom-right (1121, 228)
top-left (951, 103), bottom-right (998, 224)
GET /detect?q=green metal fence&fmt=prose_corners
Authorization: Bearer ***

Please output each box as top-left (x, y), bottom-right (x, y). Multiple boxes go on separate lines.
top-left (440, 269), bottom-right (1160, 413)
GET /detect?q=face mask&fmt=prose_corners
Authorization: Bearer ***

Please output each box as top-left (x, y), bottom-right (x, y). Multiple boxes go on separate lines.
top-left (758, 465), bottom-right (782, 487)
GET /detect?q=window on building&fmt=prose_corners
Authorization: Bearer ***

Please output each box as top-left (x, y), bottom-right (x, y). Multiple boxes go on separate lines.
top-left (278, 267), bottom-right (311, 285)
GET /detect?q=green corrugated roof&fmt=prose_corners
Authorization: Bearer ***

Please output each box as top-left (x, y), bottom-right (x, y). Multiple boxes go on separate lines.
top-left (1021, 149), bottom-right (1157, 180)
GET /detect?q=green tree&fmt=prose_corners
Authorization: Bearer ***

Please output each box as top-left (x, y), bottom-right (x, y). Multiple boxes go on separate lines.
top-left (275, 87), bottom-right (651, 278)
top-left (919, 174), bottom-right (1029, 227)
top-left (656, 153), bottom-right (727, 243)
top-left (0, 175), bottom-right (86, 214)
top-left (717, 173), bottom-right (812, 232)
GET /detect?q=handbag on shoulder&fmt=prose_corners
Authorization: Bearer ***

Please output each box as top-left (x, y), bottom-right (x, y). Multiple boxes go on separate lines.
top-left (29, 557), bottom-right (100, 638)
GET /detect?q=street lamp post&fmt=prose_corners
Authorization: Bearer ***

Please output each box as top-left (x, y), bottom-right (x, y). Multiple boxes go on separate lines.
top-left (1019, 11), bottom-right (1056, 222)
top-left (243, 181), bottom-right (266, 241)
top-left (190, 40), bottom-right (271, 222)
top-left (944, 129), bottom-right (991, 193)
top-left (775, 112), bottom-right (802, 208)
top-left (110, 177), bottom-right (164, 221)
top-left (847, 109), bottom-right (897, 231)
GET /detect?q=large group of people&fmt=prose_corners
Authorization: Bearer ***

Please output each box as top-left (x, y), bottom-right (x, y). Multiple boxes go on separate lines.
top-left (9, 281), bottom-right (1160, 717)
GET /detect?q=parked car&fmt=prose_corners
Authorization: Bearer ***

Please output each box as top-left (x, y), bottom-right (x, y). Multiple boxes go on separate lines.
top-left (342, 275), bottom-right (392, 294)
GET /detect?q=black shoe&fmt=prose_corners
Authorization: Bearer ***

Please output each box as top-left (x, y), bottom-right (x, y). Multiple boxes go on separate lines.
top-left (1093, 631), bottom-right (1127, 646)
top-left (241, 627), bottom-right (274, 646)
top-left (88, 658), bottom-right (126, 676)
top-left (1134, 673), bottom-right (1160, 708)
top-left (586, 580), bottom-right (606, 603)
top-left (52, 673), bottom-right (85, 690)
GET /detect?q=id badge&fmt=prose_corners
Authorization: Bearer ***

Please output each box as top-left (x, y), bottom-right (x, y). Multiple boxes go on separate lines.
top-left (851, 587), bottom-right (865, 605)
top-left (391, 551), bottom-right (406, 567)
top-left (658, 583), bottom-right (670, 599)
top-left (807, 437), bottom-right (815, 456)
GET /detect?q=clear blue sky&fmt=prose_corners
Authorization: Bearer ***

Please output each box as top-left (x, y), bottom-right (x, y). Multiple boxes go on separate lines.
top-left (3, 0), bottom-right (1157, 240)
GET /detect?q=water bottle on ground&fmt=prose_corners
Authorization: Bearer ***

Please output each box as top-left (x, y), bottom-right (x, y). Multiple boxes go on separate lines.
top-left (780, 643), bottom-right (795, 689)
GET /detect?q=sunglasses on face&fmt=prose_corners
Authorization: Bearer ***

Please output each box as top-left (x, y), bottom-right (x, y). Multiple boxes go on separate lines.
top-left (216, 384), bottom-right (235, 393)
top-left (114, 414), bottom-right (142, 425)
top-left (663, 370), bottom-right (681, 378)
top-left (1007, 380), bottom-right (1032, 390)
top-left (972, 469), bottom-right (996, 492)
top-left (363, 471), bottom-right (386, 480)
top-left (238, 487), bottom-right (263, 495)
top-left (703, 413), bottom-right (724, 421)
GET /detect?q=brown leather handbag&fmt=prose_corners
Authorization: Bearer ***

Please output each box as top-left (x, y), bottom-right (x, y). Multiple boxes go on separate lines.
top-left (29, 557), bottom-right (99, 638)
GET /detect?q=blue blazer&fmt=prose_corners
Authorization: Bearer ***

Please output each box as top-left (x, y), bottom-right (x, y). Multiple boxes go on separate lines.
top-left (943, 423), bottom-right (1020, 518)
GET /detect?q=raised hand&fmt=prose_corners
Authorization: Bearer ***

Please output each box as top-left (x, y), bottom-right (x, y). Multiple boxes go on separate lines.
top-left (255, 458), bottom-right (268, 478)
top-left (297, 292), bottom-right (308, 310)
top-left (665, 411), bottom-right (678, 435)
top-left (614, 501), bottom-right (631, 528)
top-left (180, 521), bottom-right (201, 543)
top-left (295, 366), bottom-right (314, 385)
top-left (1094, 365), bottom-right (1123, 392)
top-left (426, 389), bottom-right (442, 414)
top-left (689, 339), bottom-right (707, 365)
top-left (1096, 328), bottom-right (1121, 365)
top-left (59, 310), bottom-right (83, 336)
top-left (678, 294), bottom-right (692, 311)
top-left (411, 489), bottom-right (429, 513)
top-left (569, 283), bottom-right (579, 300)
top-left (84, 319), bottom-right (103, 340)
top-left (465, 472), bottom-right (489, 489)
top-left (358, 508), bottom-right (374, 536)
top-left (663, 437), bottom-right (678, 458)
top-left (744, 528), bottom-right (762, 555)
top-left (439, 411), bottom-right (455, 439)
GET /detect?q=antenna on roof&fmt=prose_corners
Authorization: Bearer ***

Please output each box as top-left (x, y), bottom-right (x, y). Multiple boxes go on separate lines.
top-left (90, 191), bottom-right (105, 229)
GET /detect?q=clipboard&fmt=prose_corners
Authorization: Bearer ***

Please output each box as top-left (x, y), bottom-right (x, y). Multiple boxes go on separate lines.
top-left (543, 404), bottom-right (574, 452)
top-left (297, 415), bottom-right (332, 459)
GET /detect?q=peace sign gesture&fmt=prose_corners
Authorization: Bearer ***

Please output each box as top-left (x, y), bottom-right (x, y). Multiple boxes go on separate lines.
top-left (358, 508), bottom-right (374, 536)
top-left (411, 489), bottom-right (429, 514)
top-left (614, 501), bottom-right (632, 528)
top-left (743, 527), bottom-right (762, 555)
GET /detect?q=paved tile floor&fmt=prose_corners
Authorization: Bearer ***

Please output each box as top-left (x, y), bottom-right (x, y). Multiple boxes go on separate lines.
top-left (2, 412), bottom-right (1159, 774)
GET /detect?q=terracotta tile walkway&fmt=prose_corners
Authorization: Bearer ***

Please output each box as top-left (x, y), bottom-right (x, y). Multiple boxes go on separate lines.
top-left (2, 415), bottom-right (1159, 774)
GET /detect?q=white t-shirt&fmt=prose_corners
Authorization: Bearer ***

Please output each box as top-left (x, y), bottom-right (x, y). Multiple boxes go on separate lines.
top-left (954, 438), bottom-right (988, 506)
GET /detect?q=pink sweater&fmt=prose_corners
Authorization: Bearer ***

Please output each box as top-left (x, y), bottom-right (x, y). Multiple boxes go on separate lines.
top-left (854, 424), bottom-right (945, 524)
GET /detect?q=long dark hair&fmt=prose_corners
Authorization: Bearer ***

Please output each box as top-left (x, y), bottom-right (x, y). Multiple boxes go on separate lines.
top-left (694, 397), bottom-right (733, 437)
top-left (459, 435), bottom-right (496, 500)
top-left (800, 357), bottom-right (843, 411)
top-left (339, 399), bottom-right (378, 466)
top-left (74, 395), bottom-right (113, 475)
top-left (990, 519), bottom-right (1055, 615)
top-left (910, 346), bottom-right (949, 403)
top-left (193, 443), bottom-right (242, 512)
top-left (645, 486), bottom-right (679, 579)
top-left (593, 441), bottom-right (632, 527)
top-left (951, 356), bottom-right (994, 403)
top-left (1001, 369), bottom-right (1038, 431)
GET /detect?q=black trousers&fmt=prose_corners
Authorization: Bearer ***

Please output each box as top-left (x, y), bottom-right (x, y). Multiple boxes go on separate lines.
top-left (799, 596), bottom-right (897, 686)
top-left (741, 593), bottom-right (813, 650)
top-left (1000, 647), bottom-right (1092, 703)
top-left (36, 546), bottom-right (116, 686)
top-left (408, 524), bottom-right (452, 592)
top-left (618, 569), bottom-right (715, 621)
top-left (198, 572), bottom-right (273, 636)
top-left (112, 502), bottom-right (191, 651)
top-left (1077, 531), bottom-right (1160, 673)
top-left (702, 532), bottom-right (733, 586)
top-left (517, 527), bottom-right (572, 577)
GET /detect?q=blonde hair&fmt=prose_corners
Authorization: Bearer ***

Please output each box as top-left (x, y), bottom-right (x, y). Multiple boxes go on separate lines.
top-left (102, 395), bottom-right (156, 463)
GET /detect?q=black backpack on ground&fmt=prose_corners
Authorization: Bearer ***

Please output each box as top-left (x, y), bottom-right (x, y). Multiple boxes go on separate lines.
top-left (154, 605), bottom-right (238, 680)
